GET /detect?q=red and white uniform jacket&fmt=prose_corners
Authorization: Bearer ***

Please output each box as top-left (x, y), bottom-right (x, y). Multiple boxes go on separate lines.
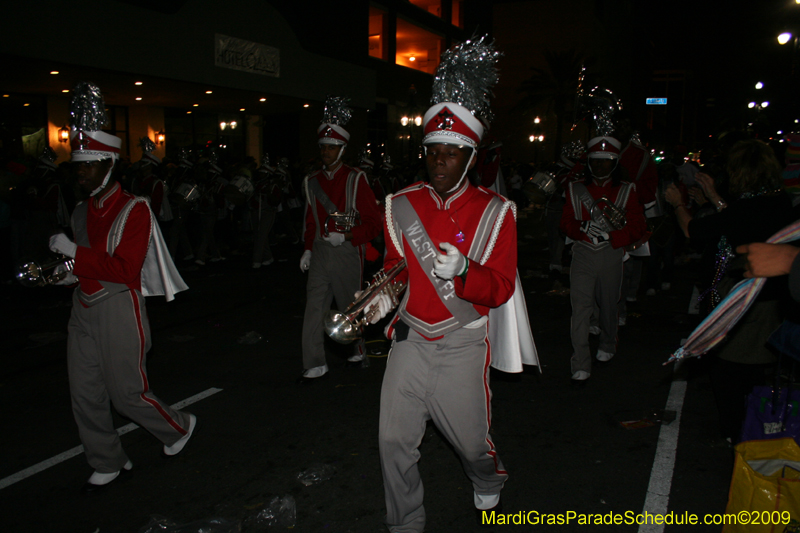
top-left (384, 180), bottom-right (517, 340)
top-left (72, 183), bottom-right (150, 306)
top-left (302, 163), bottom-right (382, 250)
top-left (560, 179), bottom-right (647, 251)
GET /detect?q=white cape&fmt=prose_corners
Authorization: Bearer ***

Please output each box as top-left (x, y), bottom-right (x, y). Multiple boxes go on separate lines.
top-left (488, 271), bottom-right (539, 373)
top-left (140, 209), bottom-right (188, 301)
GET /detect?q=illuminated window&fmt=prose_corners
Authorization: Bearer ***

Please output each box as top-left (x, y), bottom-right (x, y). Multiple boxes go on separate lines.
top-left (369, 6), bottom-right (388, 60)
top-left (396, 19), bottom-right (443, 74)
top-left (408, 0), bottom-right (441, 18)
top-left (451, 0), bottom-right (463, 27)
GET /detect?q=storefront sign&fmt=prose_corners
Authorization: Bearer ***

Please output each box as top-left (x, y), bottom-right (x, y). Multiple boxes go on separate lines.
top-left (215, 34), bottom-right (280, 77)
top-left (646, 98), bottom-right (667, 105)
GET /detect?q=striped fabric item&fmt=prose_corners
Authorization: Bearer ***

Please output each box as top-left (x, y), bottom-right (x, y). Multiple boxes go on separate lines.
top-left (666, 219), bottom-right (800, 364)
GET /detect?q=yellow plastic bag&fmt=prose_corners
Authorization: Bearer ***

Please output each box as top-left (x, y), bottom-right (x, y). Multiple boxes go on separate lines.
top-left (724, 438), bottom-right (800, 533)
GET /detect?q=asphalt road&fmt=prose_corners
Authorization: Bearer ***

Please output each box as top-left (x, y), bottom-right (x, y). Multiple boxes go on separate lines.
top-left (0, 212), bottom-right (735, 533)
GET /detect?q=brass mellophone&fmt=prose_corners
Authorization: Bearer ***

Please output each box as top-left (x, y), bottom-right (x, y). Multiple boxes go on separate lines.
top-left (324, 259), bottom-right (407, 344)
top-left (590, 196), bottom-right (627, 231)
top-left (16, 256), bottom-right (75, 287)
top-left (324, 210), bottom-right (360, 237)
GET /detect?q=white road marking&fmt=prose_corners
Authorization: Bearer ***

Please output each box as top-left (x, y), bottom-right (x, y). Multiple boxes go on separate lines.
top-left (0, 387), bottom-right (222, 490)
top-left (638, 363), bottom-right (686, 533)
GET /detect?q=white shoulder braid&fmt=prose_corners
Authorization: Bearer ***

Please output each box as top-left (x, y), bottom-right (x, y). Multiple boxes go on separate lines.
top-left (384, 193), bottom-right (404, 259)
top-left (479, 199), bottom-right (516, 266)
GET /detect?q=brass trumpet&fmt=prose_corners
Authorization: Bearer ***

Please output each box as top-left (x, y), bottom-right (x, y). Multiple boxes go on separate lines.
top-left (324, 259), bottom-right (407, 344)
top-left (16, 256), bottom-right (75, 287)
top-left (590, 196), bottom-right (626, 231)
top-left (324, 210), bottom-right (360, 237)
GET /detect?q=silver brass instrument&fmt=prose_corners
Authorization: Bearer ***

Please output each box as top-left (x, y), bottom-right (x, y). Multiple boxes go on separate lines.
top-left (324, 210), bottom-right (360, 237)
top-left (324, 259), bottom-right (407, 344)
top-left (16, 256), bottom-right (75, 287)
top-left (590, 196), bottom-right (626, 231)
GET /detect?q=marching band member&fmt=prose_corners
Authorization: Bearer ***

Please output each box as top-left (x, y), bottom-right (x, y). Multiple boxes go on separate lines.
top-left (137, 137), bottom-right (172, 233)
top-left (251, 153), bottom-right (281, 268)
top-left (48, 83), bottom-right (193, 492)
top-left (297, 96), bottom-right (382, 383)
top-left (364, 37), bottom-right (537, 531)
top-left (560, 136), bottom-right (646, 382)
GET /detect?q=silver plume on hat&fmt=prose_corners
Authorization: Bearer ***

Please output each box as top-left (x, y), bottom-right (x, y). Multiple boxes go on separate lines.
top-left (430, 35), bottom-right (502, 124)
top-left (139, 137), bottom-right (156, 154)
top-left (321, 96), bottom-right (352, 126)
top-left (41, 146), bottom-right (57, 163)
top-left (261, 152), bottom-right (270, 168)
top-left (69, 82), bottom-right (108, 132)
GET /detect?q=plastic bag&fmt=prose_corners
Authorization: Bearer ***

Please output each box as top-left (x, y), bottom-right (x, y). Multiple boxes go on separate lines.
top-left (245, 495), bottom-right (296, 528)
top-left (724, 438), bottom-right (800, 533)
top-left (138, 515), bottom-right (240, 533)
top-left (296, 463), bottom-right (337, 486)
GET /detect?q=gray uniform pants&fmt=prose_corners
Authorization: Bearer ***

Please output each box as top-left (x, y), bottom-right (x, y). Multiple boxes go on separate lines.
top-left (545, 199), bottom-right (566, 270)
top-left (569, 244), bottom-right (624, 374)
top-left (67, 289), bottom-right (191, 473)
top-left (379, 325), bottom-right (507, 533)
top-left (251, 207), bottom-right (276, 264)
top-left (301, 239), bottom-right (365, 369)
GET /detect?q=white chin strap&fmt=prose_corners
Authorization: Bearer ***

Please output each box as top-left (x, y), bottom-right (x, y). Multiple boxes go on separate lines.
top-left (322, 144), bottom-right (346, 168)
top-left (423, 145), bottom-right (476, 194)
top-left (446, 147), bottom-right (476, 193)
top-left (589, 158), bottom-right (618, 181)
top-left (90, 155), bottom-right (118, 196)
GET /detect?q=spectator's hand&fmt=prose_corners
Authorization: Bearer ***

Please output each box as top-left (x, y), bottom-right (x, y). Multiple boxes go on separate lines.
top-left (434, 242), bottom-right (467, 280)
top-left (695, 173), bottom-right (721, 204)
top-left (299, 250), bottom-right (312, 272)
top-left (664, 183), bottom-right (683, 207)
top-left (49, 233), bottom-right (77, 258)
top-left (736, 243), bottom-right (800, 278)
top-left (688, 186), bottom-right (707, 205)
top-left (323, 232), bottom-right (346, 247)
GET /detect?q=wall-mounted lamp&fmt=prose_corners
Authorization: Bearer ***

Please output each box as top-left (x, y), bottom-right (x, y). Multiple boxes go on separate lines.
top-left (58, 125), bottom-right (70, 143)
top-left (400, 116), bottom-right (409, 126)
top-left (156, 131), bottom-right (165, 145)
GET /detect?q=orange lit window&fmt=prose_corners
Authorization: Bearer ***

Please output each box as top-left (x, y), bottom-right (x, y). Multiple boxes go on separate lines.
top-left (369, 6), bottom-right (388, 60)
top-left (451, 0), bottom-right (463, 27)
top-left (408, 0), bottom-right (441, 18)
top-left (396, 19), bottom-right (443, 74)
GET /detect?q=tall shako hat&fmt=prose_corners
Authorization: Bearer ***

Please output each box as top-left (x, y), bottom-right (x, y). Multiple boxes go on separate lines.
top-left (357, 148), bottom-right (373, 170)
top-left (177, 147), bottom-right (193, 168)
top-left (139, 136), bottom-right (161, 166)
top-left (259, 152), bottom-right (274, 172)
top-left (317, 96), bottom-right (352, 146)
top-left (423, 35), bottom-right (501, 149)
top-left (69, 82), bottom-right (122, 163)
top-left (381, 155), bottom-right (393, 170)
top-left (207, 150), bottom-right (221, 175)
top-left (38, 146), bottom-right (58, 171)
top-left (587, 136), bottom-right (621, 160)
top-left (561, 140), bottom-right (584, 168)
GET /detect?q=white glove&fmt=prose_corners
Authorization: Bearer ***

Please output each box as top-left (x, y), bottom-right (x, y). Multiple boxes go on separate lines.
top-left (433, 242), bottom-right (467, 281)
top-left (299, 250), bottom-right (312, 272)
top-left (53, 263), bottom-right (77, 286)
top-left (323, 232), bottom-right (346, 247)
top-left (357, 290), bottom-right (394, 324)
top-left (49, 233), bottom-right (77, 258)
top-left (580, 221), bottom-right (609, 244)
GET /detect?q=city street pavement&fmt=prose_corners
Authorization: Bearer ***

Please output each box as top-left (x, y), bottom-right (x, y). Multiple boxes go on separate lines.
top-left (0, 212), bottom-right (736, 533)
